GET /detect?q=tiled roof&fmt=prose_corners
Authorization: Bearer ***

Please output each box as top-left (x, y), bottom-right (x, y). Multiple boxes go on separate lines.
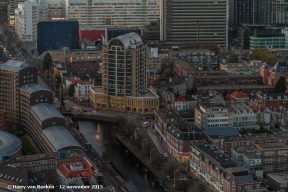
top-left (250, 104), bottom-right (267, 113)
top-left (231, 91), bottom-right (248, 98)
top-left (266, 100), bottom-right (286, 109)
top-left (175, 96), bottom-right (187, 102)
top-left (58, 158), bottom-right (95, 179)
top-left (77, 80), bottom-right (93, 85)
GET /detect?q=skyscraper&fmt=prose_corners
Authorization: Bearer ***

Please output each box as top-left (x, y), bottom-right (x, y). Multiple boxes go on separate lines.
top-left (160, 0), bottom-right (229, 47)
top-left (89, 33), bottom-right (159, 114)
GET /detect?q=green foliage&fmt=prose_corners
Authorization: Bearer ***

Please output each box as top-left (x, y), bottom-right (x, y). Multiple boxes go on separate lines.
top-left (227, 54), bottom-right (238, 63)
top-left (80, 72), bottom-right (87, 80)
top-left (20, 136), bottom-right (37, 155)
top-left (274, 76), bottom-right (286, 93)
top-left (67, 84), bottom-right (75, 97)
top-left (42, 53), bottom-right (53, 72)
top-left (53, 70), bottom-right (62, 83)
top-left (163, 68), bottom-right (173, 78)
top-left (222, 89), bottom-right (228, 97)
top-left (114, 116), bottom-right (128, 132)
top-left (251, 48), bottom-right (284, 66)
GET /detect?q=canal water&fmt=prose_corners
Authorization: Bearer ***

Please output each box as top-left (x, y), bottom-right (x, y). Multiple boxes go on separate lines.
top-left (79, 121), bottom-right (165, 192)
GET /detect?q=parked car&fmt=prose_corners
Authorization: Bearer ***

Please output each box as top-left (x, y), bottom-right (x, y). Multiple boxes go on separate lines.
top-left (164, 153), bottom-right (169, 157)
top-left (142, 122), bottom-right (149, 127)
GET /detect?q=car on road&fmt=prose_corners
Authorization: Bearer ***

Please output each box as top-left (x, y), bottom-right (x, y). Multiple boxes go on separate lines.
top-left (142, 122), bottom-right (149, 127)
top-left (164, 153), bottom-right (169, 157)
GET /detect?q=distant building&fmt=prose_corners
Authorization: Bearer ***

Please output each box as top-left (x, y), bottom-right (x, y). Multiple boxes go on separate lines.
top-left (154, 109), bottom-right (204, 162)
top-left (161, 0), bottom-right (228, 47)
top-left (0, 164), bottom-right (44, 190)
top-left (231, 103), bottom-right (257, 130)
top-left (226, 91), bottom-right (250, 105)
top-left (220, 62), bottom-right (260, 76)
top-left (37, 20), bottom-right (79, 55)
top-left (142, 20), bottom-right (160, 42)
top-left (151, 77), bottom-right (187, 96)
top-left (103, 27), bottom-right (141, 45)
top-left (260, 61), bottom-right (288, 87)
top-left (174, 96), bottom-right (189, 111)
top-left (0, 109), bottom-right (6, 131)
top-left (255, 143), bottom-right (288, 174)
top-left (231, 147), bottom-right (263, 179)
top-left (74, 79), bottom-right (95, 101)
top-left (267, 171), bottom-right (288, 192)
top-left (194, 103), bottom-right (233, 129)
top-left (190, 145), bottom-right (262, 192)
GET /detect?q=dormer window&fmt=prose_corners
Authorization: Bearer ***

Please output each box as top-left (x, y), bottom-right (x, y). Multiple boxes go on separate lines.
top-left (40, 94), bottom-right (43, 97)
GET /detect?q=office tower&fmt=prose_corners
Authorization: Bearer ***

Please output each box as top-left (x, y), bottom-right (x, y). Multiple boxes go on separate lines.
top-left (8, 0), bottom-right (26, 27)
top-left (15, 0), bottom-right (66, 43)
top-left (65, 0), bottom-right (160, 28)
top-left (89, 33), bottom-right (159, 114)
top-left (37, 20), bottom-right (79, 55)
top-left (160, 0), bottom-right (228, 47)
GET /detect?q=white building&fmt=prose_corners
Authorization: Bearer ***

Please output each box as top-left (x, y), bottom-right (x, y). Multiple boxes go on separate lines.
top-left (15, 0), bottom-right (38, 42)
top-left (194, 103), bottom-right (233, 129)
top-left (174, 96), bottom-right (189, 111)
top-left (231, 103), bottom-right (257, 130)
top-left (65, 0), bottom-right (160, 28)
top-left (231, 147), bottom-right (263, 179)
top-left (75, 79), bottom-right (95, 101)
top-left (15, 0), bottom-right (65, 43)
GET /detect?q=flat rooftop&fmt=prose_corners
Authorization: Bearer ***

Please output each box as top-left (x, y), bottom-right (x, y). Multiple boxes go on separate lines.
top-left (171, 49), bottom-right (212, 54)
top-left (155, 109), bottom-right (186, 126)
top-left (268, 172), bottom-right (288, 183)
top-left (220, 63), bottom-right (259, 68)
top-left (226, 166), bottom-right (248, 173)
top-left (200, 103), bottom-right (225, 108)
top-left (173, 60), bottom-right (196, 73)
top-left (255, 142), bottom-right (288, 150)
top-left (198, 85), bottom-right (273, 90)
top-left (196, 145), bottom-right (235, 165)
top-left (233, 147), bottom-right (261, 159)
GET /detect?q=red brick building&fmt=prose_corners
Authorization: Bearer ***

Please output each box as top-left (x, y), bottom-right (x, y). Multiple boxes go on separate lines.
top-left (65, 62), bottom-right (100, 75)
top-left (190, 145), bottom-right (262, 192)
top-left (260, 61), bottom-right (288, 87)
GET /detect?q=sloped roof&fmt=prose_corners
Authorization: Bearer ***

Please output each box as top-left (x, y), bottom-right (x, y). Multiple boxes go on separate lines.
top-left (0, 130), bottom-right (22, 155)
top-left (42, 126), bottom-right (82, 151)
top-left (0, 60), bottom-right (30, 71)
top-left (175, 96), bottom-right (187, 102)
top-left (231, 91), bottom-right (248, 98)
top-left (271, 61), bottom-right (288, 73)
top-left (203, 128), bottom-right (240, 137)
top-left (114, 32), bottom-right (143, 49)
top-left (250, 104), bottom-right (267, 113)
top-left (31, 103), bottom-right (64, 122)
top-left (20, 83), bottom-right (51, 94)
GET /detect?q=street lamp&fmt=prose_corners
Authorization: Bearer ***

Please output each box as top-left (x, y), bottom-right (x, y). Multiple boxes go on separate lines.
top-left (174, 170), bottom-right (179, 188)
top-left (134, 128), bottom-right (139, 142)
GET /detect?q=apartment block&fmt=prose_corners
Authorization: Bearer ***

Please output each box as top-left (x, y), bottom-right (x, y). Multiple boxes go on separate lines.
top-left (231, 103), bottom-right (257, 131)
top-left (267, 171), bottom-right (288, 192)
top-left (190, 145), bottom-right (262, 192)
top-left (161, 0), bottom-right (228, 47)
top-left (89, 33), bottom-right (159, 114)
top-left (231, 147), bottom-right (263, 179)
top-left (255, 143), bottom-right (288, 174)
top-left (65, 0), bottom-right (160, 28)
top-left (220, 62), bottom-right (260, 76)
top-left (154, 109), bottom-right (204, 162)
top-left (194, 103), bottom-right (233, 129)
top-left (8, 0), bottom-right (25, 27)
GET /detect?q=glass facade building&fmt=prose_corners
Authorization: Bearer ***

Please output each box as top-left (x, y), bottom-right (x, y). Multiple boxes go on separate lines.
top-left (250, 36), bottom-right (285, 50)
top-left (37, 20), bottom-right (79, 55)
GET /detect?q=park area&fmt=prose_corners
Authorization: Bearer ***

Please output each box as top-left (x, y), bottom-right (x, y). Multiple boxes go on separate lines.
top-left (19, 135), bottom-right (41, 155)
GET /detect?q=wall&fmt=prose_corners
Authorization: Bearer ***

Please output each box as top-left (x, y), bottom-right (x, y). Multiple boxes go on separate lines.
top-left (79, 29), bottom-right (105, 41)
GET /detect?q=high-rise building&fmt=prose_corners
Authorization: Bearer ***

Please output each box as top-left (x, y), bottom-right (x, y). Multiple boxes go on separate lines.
top-left (89, 33), bottom-right (159, 114)
top-left (160, 0), bottom-right (229, 47)
top-left (15, 0), bottom-right (66, 43)
top-left (8, 0), bottom-right (26, 27)
top-left (37, 20), bottom-right (79, 55)
top-left (65, 0), bottom-right (160, 28)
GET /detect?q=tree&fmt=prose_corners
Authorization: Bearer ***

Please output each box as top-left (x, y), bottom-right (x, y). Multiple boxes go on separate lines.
top-left (42, 52), bottom-right (53, 72)
top-left (274, 76), bottom-right (286, 93)
top-left (227, 54), bottom-right (238, 63)
top-left (114, 116), bottom-right (128, 133)
top-left (222, 89), bottom-right (228, 97)
top-left (53, 70), bottom-right (62, 83)
top-left (163, 68), bottom-right (173, 78)
top-left (143, 143), bottom-right (153, 158)
top-left (68, 84), bottom-right (75, 98)
top-left (80, 72), bottom-right (87, 80)
top-left (151, 153), bottom-right (168, 165)
top-left (124, 122), bottom-right (137, 138)
top-left (135, 134), bottom-right (143, 149)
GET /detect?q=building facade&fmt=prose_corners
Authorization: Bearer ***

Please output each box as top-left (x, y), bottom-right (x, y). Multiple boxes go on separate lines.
top-left (8, 0), bottom-right (25, 27)
top-left (89, 33), bottom-right (159, 114)
top-left (161, 0), bottom-right (228, 47)
top-left (65, 0), bottom-right (160, 28)
top-left (231, 103), bottom-right (257, 130)
top-left (194, 103), bottom-right (233, 129)
top-left (37, 21), bottom-right (79, 55)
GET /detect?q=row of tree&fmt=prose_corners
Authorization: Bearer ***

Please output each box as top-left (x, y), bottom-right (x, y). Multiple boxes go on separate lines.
top-left (250, 48), bottom-right (284, 66)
